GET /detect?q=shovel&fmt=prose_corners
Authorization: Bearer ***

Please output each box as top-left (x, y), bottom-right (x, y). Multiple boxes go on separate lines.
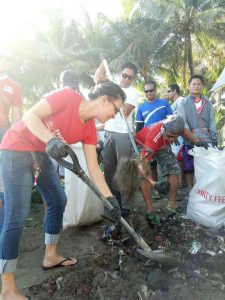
top-left (57, 146), bottom-right (181, 265)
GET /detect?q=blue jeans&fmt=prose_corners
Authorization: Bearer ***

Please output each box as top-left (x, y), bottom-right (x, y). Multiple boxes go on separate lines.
top-left (0, 150), bottom-right (67, 273)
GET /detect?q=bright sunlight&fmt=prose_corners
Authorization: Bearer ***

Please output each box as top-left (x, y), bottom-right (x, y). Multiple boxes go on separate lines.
top-left (0, 0), bottom-right (123, 54)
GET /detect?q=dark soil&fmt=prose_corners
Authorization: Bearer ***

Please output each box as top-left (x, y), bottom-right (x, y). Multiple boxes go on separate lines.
top-left (17, 188), bottom-right (225, 300)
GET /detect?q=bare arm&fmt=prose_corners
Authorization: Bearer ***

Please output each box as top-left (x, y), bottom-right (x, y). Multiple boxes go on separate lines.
top-left (122, 103), bottom-right (135, 119)
top-left (83, 143), bottom-right (112, 197)
top-left (182, 128), bottom-right (199, 144)
top-left (94, 63), bottom-right (108, 84)
top-left (22, 99), bottom-right (55, 144)
top-left (11, 106), bottom-right (23, 124)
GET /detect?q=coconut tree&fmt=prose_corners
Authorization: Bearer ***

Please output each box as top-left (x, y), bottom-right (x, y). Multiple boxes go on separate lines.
top-left (130, 0), bottom-right (225, 87)
top-left (9, 10), bottom-right (84, 102)
top-left (10, 9), bottom-right (115, 104)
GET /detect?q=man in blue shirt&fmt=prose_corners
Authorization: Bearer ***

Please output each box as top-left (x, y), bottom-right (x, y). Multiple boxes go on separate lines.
top-left (136, 80), bottom-right (173, 199)
top-left (136, 81), bottom-right (173, 131)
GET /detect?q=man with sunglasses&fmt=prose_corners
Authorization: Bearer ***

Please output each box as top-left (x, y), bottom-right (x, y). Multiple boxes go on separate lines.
top-left (94, 62), bottom-right (140, 217)
top-left (136, 81), bottom-right (173, 198)
top-left (167, 84), bottom-right (183, 112)
top-left (136, 81), bottom-right (173, 131)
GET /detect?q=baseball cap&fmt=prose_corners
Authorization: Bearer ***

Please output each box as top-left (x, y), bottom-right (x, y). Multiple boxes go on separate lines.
top-left (60, 70), bottom-right (78, 89)
top-left (163, 115), bottom-right (184, 134)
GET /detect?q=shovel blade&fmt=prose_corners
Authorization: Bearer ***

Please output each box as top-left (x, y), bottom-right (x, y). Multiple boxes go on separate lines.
top-left (137, 249), bottom-right (181, 268)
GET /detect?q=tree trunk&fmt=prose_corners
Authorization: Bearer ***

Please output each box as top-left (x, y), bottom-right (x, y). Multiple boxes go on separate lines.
top-left (187, 31), bottom-right (194, 76)
top-left (183, 38), bottom-right (188, 89)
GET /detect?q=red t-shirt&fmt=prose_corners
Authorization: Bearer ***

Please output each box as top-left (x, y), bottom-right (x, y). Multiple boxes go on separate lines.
top-left (135, 122), bottom-right (170, 160)
top-left (0, 88), bottom-right (97, 152)
top-left (0, 76), bottom-right (22, 127)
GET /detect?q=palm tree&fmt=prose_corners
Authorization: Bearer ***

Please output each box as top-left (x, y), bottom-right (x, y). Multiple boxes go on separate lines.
top-left (7, 0), bottom-right (225, 101)
top-left (10, 9), bottom-right (111, 104)
top-left (131, 0), bottom-right (225, 87)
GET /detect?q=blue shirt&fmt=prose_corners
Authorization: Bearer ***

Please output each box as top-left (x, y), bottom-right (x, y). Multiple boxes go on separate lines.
top-left (136, 98), bottom-right (173, 126)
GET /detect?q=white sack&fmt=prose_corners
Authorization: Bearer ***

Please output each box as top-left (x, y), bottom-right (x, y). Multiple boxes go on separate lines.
top-left (187, 147), bottom-right (225, 228)
top-left (63, 143), bottom-right (104, 228)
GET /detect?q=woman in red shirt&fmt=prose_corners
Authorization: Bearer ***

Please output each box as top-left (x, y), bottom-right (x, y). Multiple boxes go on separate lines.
top-left (0, 73), bottom-right (125, 300)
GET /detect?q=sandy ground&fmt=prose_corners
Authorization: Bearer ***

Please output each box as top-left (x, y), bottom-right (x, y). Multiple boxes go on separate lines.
top-left (13, 189), bottom-right (225, 299)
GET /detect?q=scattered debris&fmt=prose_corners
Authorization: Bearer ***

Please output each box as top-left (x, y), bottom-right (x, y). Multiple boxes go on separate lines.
top-left (27, 190), bottom-right (225, 299)
top-left (55, 277), bottom-right (63, 290)
top-left (189, 241), bottom-right (202, 254)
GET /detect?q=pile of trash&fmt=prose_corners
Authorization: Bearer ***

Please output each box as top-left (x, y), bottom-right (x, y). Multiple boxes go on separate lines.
top-left (98, 211), bottom-right (225, 293)
top-left (28, 206), bottom-right (225, 299)
top-left (144, 214), bottom-right (225, 258)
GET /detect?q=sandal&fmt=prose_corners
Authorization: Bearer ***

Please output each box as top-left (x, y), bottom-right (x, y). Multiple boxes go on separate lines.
top-left (42, 257), bottom-right (78, 271)
top-left (145, 211), bottom-right (161, 225)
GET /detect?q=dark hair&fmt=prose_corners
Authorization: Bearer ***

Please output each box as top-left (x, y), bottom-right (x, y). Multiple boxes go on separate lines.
top-left (188, 75), bottom-right (204, 85)
top-left (88, 81), bottom-right (126, 103)
top-left (168, 83), bottom-right (180, 94)
top-left (60, 70), bottom-right (79, 90)
top-left (121, 62), bottom-right (138, 76)
top-left (145, 80), bottom-right (157, 90)
top-left (163, 115), bottom-right (185, 134)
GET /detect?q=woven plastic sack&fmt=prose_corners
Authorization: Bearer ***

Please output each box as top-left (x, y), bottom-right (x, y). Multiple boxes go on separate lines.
top-left (187, 147), bottom-right (225, 228)
top-left (63, 143), bottom-right (103, 228)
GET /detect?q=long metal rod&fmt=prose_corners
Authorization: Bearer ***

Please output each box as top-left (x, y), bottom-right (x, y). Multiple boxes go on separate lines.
top-left (120, 109), bottom-right (140, 156)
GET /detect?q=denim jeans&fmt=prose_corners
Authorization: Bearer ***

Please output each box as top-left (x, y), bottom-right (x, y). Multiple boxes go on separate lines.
top-left (0, 150), bottom-right (67, 273)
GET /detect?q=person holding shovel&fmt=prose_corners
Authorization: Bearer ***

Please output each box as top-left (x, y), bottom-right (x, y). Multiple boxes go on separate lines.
top-left (0, 71), bottom-right (125, 300)
top-left (114, 115), bottom-right (209, 223)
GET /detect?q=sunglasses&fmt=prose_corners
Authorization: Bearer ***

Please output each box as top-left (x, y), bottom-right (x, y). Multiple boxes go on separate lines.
top-left (144, 89), bottom-right (155, 93)
top-left (122, 73), bottom-right (134, 81)
top-left (107, 96), bottom-right (121, 115)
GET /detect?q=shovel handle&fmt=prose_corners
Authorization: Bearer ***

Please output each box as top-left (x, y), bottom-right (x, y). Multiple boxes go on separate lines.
top-left (56, 146), bottom-right (85, 178)
top-left (56, 146), bottom-right (152, 252)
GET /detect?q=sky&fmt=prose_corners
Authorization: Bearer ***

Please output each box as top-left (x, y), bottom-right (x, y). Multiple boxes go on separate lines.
top-left (0, 0), bottom-right (124, 54)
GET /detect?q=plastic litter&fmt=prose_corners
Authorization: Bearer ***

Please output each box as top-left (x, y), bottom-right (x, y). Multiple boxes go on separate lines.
top-left (101, 224), bottom-right (121, 241)
top-left (189, 241), bottom-right (202, 254)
